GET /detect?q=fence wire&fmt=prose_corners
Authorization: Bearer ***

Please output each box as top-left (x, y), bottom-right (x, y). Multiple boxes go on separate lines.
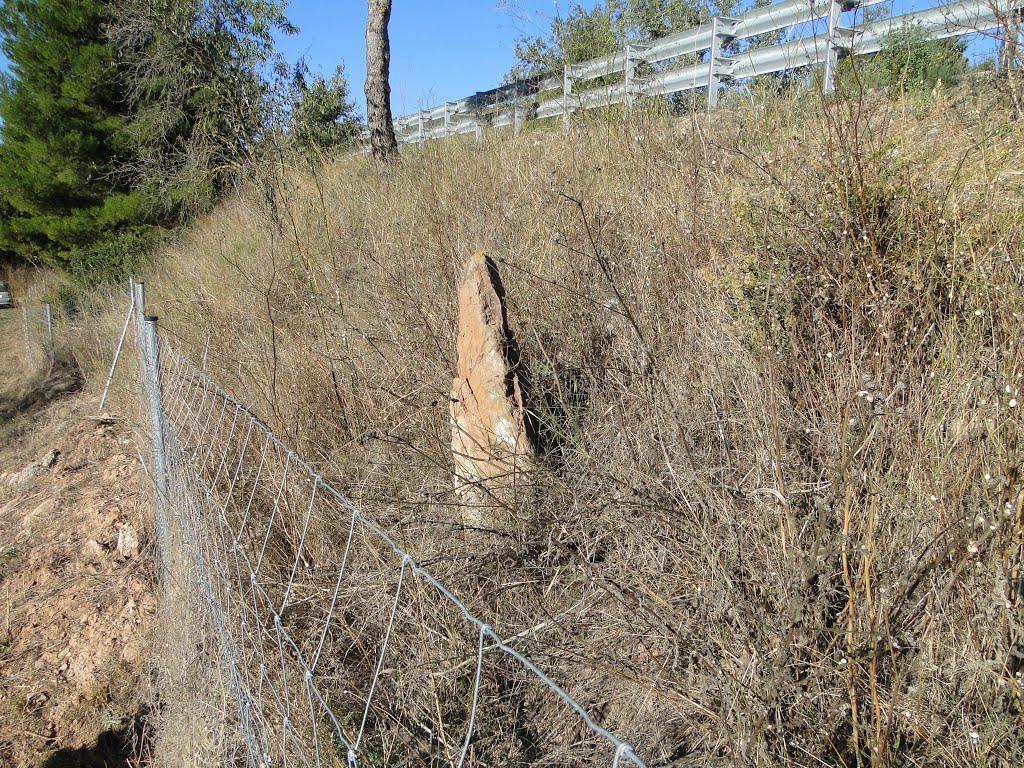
top-left (17, 302), bottom-right (54, 361)
top-left (150, 332), bottom-right (647, 768)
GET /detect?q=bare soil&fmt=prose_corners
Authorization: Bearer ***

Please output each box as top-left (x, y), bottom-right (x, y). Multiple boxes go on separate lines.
top-left (0, 369), bottom-right (156, 767)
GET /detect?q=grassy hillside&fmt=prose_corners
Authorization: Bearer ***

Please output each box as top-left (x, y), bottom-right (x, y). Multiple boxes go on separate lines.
top-left (114, 83), bottom-right (1024, 766)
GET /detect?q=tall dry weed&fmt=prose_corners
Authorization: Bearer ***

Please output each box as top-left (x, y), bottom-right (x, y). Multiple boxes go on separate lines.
top-left (142, 83), bottom-right (1024, 767)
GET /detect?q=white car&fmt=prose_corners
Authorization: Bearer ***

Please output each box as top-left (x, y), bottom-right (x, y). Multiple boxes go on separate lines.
top-left (0, 281), bottom-right (11, 309)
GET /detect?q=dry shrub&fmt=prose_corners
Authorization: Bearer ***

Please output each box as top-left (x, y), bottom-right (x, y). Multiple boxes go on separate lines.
top-left (144, 84), bottom-right (1024, 767)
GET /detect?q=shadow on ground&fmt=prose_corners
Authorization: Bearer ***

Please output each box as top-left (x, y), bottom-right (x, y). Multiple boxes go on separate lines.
top-left (0, 354), bottom-right (82, 430)
top-left (41, 710), bottom-right (151, 768)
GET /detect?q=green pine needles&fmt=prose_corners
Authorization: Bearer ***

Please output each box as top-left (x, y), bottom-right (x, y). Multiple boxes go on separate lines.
top-left (0, 0), bottom-right (303, 283)
top-left (0, 0), bottom-right (153, 278)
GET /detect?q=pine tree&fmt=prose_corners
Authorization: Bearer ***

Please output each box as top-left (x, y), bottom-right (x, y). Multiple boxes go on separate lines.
top-left (0, 0), bottom-right (153, 275)
top-left (108, 0), bottom-right (296, 217)
top-left (365, 0), bottom-right (398, 167)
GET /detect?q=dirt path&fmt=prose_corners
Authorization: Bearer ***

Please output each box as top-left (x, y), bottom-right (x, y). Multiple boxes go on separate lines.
top-left (0, 371), bottom-right (156, 767)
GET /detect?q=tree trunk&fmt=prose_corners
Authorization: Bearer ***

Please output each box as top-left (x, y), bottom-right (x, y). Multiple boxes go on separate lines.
top-left (365, 0), bottom-right (399, 166)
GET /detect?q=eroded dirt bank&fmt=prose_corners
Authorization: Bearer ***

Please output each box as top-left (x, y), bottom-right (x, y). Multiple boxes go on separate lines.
top-left (0, 373), bottom-right (156, 767)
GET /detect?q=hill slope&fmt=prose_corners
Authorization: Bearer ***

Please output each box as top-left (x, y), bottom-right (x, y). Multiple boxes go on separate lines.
top-left (127, 85), bottom-right (1024, 765)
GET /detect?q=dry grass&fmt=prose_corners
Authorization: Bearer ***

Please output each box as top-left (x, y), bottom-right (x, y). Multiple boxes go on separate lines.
top-left (2, 264), bottom-right (144, 411)
top-left (128, 80), bottom-right (1024, 767)
top-left (1, 265), bottom-right (51, 398)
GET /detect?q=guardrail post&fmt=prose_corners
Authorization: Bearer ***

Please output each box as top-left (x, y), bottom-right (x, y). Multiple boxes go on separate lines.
top-left (625, 44), bottom-right (642, 110)
top-left (707, 19), bottom-right (723, 109)
top-left (562, 65), bottom-right (574, 132)
top-left (43, 303), bottom-right (53, 360)
top-left (417, 108), bottom-right (425, 144)
top-left (474, 117), bottom-right (484, 143)
top-left (513, 98), bottom-right (523, 135)
top-left (21, 304), bottom-right (30, 358)
top-left (143, 314), bottom-right (171, 587)
top-left (823, 0), bottom-right (843, 93)
top-left (443, 102), bottom-right (451, 138)
top-left (707, 17), bottom-right (738, 109)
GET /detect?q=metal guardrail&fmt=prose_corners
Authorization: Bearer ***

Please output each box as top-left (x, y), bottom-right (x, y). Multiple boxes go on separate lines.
top-left (386, 0), bottom-right (1021, 144)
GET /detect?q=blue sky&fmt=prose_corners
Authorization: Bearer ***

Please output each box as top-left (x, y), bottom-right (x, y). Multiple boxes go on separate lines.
top-left (0, 1), bottom-right (566, 117)
top-left (277, 0), bottom-right (997, 121)
top-left (276, 1), bottom-right (568, 119)
top-left (0, 0), bottom-right (999, 121)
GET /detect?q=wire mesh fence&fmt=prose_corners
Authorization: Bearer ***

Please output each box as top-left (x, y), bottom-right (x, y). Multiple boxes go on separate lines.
top-left (143, 314), bottom-right (647, 768)
top-left (15, 301), bottom-right (55, 363)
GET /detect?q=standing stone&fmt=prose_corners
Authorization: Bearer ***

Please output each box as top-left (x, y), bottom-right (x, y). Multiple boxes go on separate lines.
top-left (450, 253), bottom-right (533, 521)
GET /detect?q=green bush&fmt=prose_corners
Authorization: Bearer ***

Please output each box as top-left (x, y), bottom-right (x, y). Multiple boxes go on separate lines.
top-left (68, 230), bottom-right (160, 287)
top-left (857, 27), bottom-right (968, 93)
top-left (289, 64), bottom-right (362, 154)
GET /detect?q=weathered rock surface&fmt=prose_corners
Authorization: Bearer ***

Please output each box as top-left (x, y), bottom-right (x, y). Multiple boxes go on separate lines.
top-left (5, 447), bottom-right (59, 485)
top-left (117, 524), bottom-right (140, 559)
top-left (450, 253), bottom-right (533, 516)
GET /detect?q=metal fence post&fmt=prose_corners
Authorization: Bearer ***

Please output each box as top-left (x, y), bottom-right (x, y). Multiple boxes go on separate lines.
top-left (98, 278), bottom-right (138, 413)
top-left (133, 280), bottom-right (145, 326)
top-left (43, 303), bottom-right (53, 360)
top-left (143, 314), bottom-right (171, 586)
top-left (133, 280), bottom-right (146, 364)
top-left (21, 304), bottom-right (30, 359)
